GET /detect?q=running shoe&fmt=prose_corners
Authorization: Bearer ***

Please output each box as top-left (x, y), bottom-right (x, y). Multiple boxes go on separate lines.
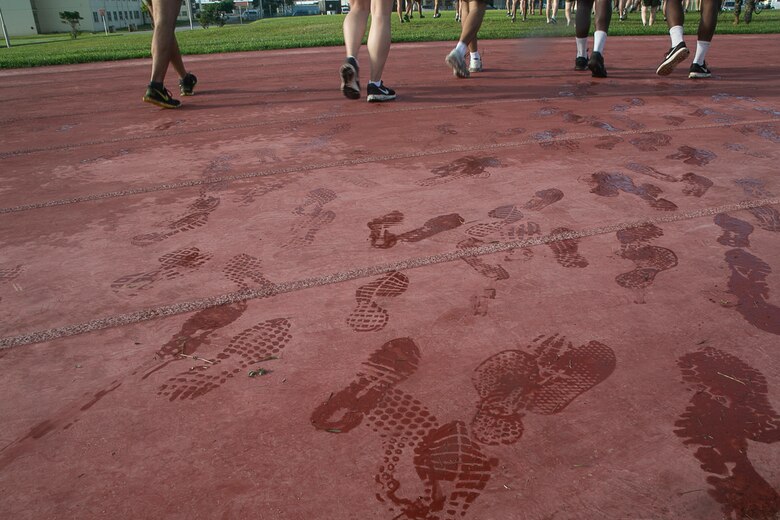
top-left (575, 56), bottom-right (588, 71)
top-left (179, 73), bottom-right (197, 96)
top-left (404, 13), bottom-right (410, 21)
top-left (340, 56), bottom-right (361, 100)
top-left (469, 56), bottom-right (483, 73)
top-left (445, 49), bottom-right (470, 78)
top-left (367, 81), bottom-right (396, 102)
top-left (433, 12), bottom-right (441, 17)
top-left (143, 84), bottom-right (181, 109)
top-left (550, 17), bottom-right (557, 24)
top-left (656, 41), bottom-right (689, 76)
top-left (688, 61), bottom-right (712, 79)
top-left (588, 51), bottom-right (607, 78)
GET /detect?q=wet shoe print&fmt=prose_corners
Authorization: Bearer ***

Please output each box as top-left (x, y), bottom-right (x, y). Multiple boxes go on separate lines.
top-left (588, 171), bottom-right (678, 211)
top-left (132, 192), bottom-right (220, 246)
top-left (714, 213), bottom-right (754, 248)
top-left (614, 224), bottom-right (677, 291)
top-left (346, 271), bottom-right (410, 332)
top-left (418, 156), bottom-right (500, 187)
top-left (675, 347), bottom-right (780, 519)
top-left (725, 249), bottom-right (780, 335)
top-left (158, 318), bottom-right (292, 401)
top-left (111, 247), bottom-right (212, 296)
top-left (369, 213), bottom-right (465, 249)
top-left (471, 334), bottom-right (616, 446)
top-left (310, 337), bottom-right (421, 433)
top-left (547, 227), bottom-right (588, 268)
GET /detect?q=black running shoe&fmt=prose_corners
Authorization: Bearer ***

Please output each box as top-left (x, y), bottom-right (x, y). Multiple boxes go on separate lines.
top-left (688, 61), bottom-right (712, 79)
top-left (143, 84), bottom-right (181, 109)
top-left (656, 41), bottom-right (689, 76)
top-left (179, 73), bottom-right (197, 96)
top-left (575, 56), bottom-right (588, 71)
top-left (340, 57), bottom-right (360, 100)
top-left (588, 51), bottom-right (607, 78)
top-left (367, 81), bottom-right (396, 102)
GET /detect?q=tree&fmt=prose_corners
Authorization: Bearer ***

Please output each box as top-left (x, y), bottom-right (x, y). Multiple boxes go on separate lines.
top-left (199, 1), bottom-right (235, 28)
top-left (59, 11), bottom-right (83, 39)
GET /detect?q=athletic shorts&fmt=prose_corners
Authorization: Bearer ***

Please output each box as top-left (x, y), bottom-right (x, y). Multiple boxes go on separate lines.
top-left (642, 0), bottom-right (661, 7)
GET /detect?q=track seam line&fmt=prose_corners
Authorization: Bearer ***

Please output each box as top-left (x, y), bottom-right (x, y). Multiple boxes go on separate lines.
top-left (0, 83), bottom-right (766, 154)
top-left (0, 79), bottom-right (759, 120)
top-left (1, 197), bottom-right (777, 349)
top-left (1, 118), bottom-right (775, 215)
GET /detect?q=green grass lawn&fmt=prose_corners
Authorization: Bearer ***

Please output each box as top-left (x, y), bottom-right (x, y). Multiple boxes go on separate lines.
top-left (1, 9), bottom-right (777, 69)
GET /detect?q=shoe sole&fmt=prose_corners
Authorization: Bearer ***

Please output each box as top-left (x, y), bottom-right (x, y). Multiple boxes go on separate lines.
top-left (340, 63), bottom-right (360, 100)
top-left (688, 72), bottom-right (712, 79)
top-left (142, 96), bottom-right (180, 109)
top-left (445, 54), bottom-right (470, 78)
top-left (656, 47), bottom-right (690, 76)
top-left (367, 94), bottom-right (396, 102)
top-left (180, 91), bottom-right (195, 96)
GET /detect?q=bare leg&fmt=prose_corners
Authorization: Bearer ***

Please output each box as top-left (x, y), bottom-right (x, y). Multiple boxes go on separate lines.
top-left (649, 4), bottom-right (657, 24)
top-left (664, 0), bottom-right (683, 27)
top-left (460, 0), bottom-right (486, 50)
top-left (367, 0), bottom-right (394, 82)
top-left (397, 0), bottom-right (404, 21)
top-left (344, 0), bottom-right (371, 58)
top-left (595, 0), bottom-right (612, 30)
top-left (575, 0), bottom-right (594, 36)
top-left (641, 3), bottom-right (648, 23)
top-left (697, 0), bottom-right (717, 41)
top-left (547, 0), bottom-right (559, 21)
top-left (149, 0), bottom-right (181, 84)
top-left (565, 0), bottom-right (574, 23)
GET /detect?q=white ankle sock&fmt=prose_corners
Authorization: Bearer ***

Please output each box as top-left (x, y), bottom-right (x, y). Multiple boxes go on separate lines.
top-left (455, 41), bottom-right (468, 56)
top-left (670, 25), bottom-right (684, 47)
top-left (693, 40), bottom-right (710, 65)
top-left (594, 31), bottom-right (607, 53)
top-left (576, 37), bottom-right (588, 58)
top-left (470, 51), bottom-right (481, 60)
top-left (369, 80), bottom-right (382, 87)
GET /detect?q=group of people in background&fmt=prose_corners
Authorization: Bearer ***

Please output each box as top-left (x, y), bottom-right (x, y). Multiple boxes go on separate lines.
top-left (141, 0), bottom-right (723, 109)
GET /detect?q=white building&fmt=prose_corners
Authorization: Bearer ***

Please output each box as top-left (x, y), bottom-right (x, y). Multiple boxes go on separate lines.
top-left (32, 0), bottom-right (146, 33)
top-left (0, 0), bottom-right (38, 36)
top-left (1, 0), bottom-right (192, 36)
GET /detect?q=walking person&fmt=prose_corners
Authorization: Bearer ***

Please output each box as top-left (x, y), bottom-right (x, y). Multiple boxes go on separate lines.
top-left (573, 0), bottom-right (612, 77)
top-left (564, 0), bottom-right (576, 25)
top-left (142, 0), bottom-right (197, 108)
top-left (641, 0), bottom-right (660, 25)
top-left (655, 0), bottom-right (719, 78)
top-left (547, 0), bottom-right (560, 23)
top-left (445, 0), bottom-right (487, 77)
top-left (340, 0), bottom-right (397, 101)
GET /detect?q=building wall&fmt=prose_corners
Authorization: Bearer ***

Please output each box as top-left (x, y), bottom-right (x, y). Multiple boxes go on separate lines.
top-left (32, 0), bottom-right (148, 33)
top-left (0, 0), bottom-right (38, 37)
